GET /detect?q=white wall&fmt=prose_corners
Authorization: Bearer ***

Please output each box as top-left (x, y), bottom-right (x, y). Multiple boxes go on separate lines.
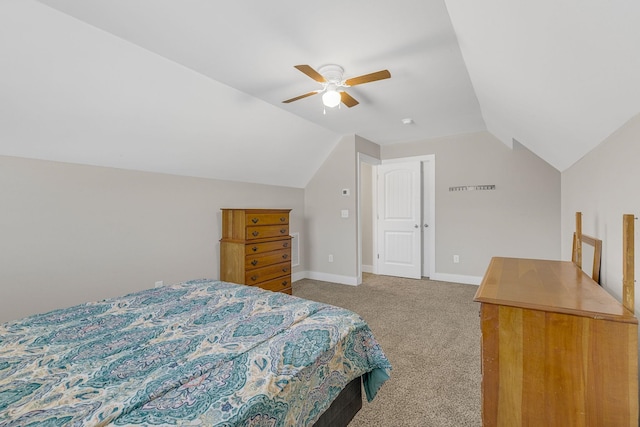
top-left (0, 155), bottom-right (304, 322)
top-left (382, 131), bottom-right (561, 279)
top-left (561, 113), bottom-right (640, 306)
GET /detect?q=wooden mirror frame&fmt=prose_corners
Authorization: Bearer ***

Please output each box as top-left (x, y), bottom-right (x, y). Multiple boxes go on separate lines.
top-left (572, 212), bottom-right (603, 284)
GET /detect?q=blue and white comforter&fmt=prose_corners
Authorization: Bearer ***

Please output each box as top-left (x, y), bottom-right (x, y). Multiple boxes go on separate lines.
top-left (0, 279), bottom-right (390, 426)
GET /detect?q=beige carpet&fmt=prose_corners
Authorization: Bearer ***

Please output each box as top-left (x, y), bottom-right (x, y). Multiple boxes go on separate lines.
top-left (293, 273), bottom-right (482, 427)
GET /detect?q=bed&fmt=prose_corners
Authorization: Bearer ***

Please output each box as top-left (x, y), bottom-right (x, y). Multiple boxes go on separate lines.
top-left (0, 279), bottom-right (391, 426)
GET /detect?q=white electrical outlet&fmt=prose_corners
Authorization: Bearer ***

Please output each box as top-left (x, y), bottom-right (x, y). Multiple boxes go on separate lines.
top-left (328, 254), bottom-right (334, 262)
top-left (155, 280), bottom-right (164, 288)
top-left (453, 255), bottom-right (460, 264)
top-left (341, 210), bottom-right (349, 218)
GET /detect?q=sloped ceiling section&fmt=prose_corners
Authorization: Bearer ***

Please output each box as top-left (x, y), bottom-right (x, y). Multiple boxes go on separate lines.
top-left (0, 1), bottom-right (340, 188)
top-left (445, 0), bottom-right (640, 171)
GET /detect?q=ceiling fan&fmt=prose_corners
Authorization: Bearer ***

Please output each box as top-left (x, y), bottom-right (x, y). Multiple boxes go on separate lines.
top-left (282, 64), bottom-right (391, 110)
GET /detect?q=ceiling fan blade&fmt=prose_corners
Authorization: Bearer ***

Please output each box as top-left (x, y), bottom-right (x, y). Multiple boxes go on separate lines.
top-left (340, 91), bottom-right (359, 108)
top-left (282, 90), bottom-right (320, 103)
top-left (294, 65), bottom-right (326, 83)
top-left (344, 69), bottom-right (391, 86)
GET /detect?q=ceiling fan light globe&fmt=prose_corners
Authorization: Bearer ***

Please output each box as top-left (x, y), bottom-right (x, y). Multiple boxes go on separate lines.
top-left (322, 90), bottom-right (341, 108)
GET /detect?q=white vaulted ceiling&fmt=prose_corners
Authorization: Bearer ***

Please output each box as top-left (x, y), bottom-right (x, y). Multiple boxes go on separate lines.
top-left (1, 0), bottom-right (638, 187)
top-left (445, 0), bottom-right (640, 171)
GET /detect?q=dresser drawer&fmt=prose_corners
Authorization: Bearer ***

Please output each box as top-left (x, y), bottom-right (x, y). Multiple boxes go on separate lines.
top-left (256, 275), bottom-right (292, 293)
top-left (245, 248), bottom-right (291, 270)
top-left (245, 239), bottom-right (291, 255)
top-left (245, 213), bottom-right (289, 226)
top-left (245, 262), bottom-right (290, 285)
top-left (246, 225), bottom-right (289, 240)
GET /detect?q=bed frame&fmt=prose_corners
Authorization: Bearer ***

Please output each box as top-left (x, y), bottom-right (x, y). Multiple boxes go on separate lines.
top-left (314, 376), bottom-right (363, 427)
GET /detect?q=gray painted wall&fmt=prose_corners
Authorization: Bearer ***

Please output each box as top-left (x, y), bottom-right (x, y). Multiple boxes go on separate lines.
top-left (303, 135), bottom-right (380, 283)
top-left (303, 130), bottom-right (559, 283)
top-left (561, 113), bottom-right (640, 307)
top-left (1, 127), bottom-right (572, 322)
top-left (360, 162), bottom-right (374, 268)
top-left (0, 155), bottom-right (304, 322)
top-left (356, 136), bottom-right (381, 277)
top-left (382, 131), bottom-right (561, 278)
top-left (304, 135), bottom-right (358, 279)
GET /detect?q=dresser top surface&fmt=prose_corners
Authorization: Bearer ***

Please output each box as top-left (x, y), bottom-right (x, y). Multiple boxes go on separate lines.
top-left (474, 257), bottom-right (637, 323)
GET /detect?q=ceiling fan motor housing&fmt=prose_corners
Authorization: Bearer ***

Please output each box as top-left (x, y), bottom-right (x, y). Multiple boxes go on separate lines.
top-left (318, 64), bottom-right (345, 85)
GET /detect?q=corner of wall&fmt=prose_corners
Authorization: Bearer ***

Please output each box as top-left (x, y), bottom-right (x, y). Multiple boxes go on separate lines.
top-left (560, 113), bottom-right (640, 302)
top-left (304, 135), bottom-right (359, 278)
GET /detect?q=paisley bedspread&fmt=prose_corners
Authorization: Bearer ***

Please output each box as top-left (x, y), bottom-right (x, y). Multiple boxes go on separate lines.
top-left (0, 279), bottom-right (391, 426)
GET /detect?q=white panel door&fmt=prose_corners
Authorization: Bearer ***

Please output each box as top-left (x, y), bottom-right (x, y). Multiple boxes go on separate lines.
top-left (377, 161), bottom-right (421, 279)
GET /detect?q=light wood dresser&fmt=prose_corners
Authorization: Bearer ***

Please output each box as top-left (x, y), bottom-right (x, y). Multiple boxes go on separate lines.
top-left (474, 256), bottom-right (638, 427)
top-left (220, 208), bottom-right (292, 294)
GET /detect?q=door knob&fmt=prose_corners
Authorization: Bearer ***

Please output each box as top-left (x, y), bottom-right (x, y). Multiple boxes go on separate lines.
top-left (414, 224), bottom-right (419, 228)
top-left (424, 224), bottom-right (429, 228)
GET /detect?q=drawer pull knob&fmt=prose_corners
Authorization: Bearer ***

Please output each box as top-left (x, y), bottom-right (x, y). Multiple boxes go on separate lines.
top-left (282, 254), bottom-right (288, 259)
top-left (283, 242), bottom-right (289, 248)
top-left (252, 246), bottom-right (258, 252)
top-left (280, 217), bottom-right (286, 222)
top-left (251, 260), bottom-right (258, 266)
top-left (280, 229), bottom-right (286, 234)
top-left (282, 268), bottom-right (288, 273)
top-left (250, 275), bottom-right (258, 281)
top-left (282, 281), bottom-right (288, 286)
top-left (251, 218), bottom-right (259, 224)
top-left (252, 231), bottom-right (259, 237)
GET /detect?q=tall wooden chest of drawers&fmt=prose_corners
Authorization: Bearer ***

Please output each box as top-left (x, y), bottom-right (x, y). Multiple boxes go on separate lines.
top-left (220, 208), bottom-right (292, 294)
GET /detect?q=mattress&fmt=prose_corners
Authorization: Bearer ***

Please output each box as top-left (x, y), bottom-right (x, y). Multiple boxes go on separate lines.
top-left (0, 279), bottom-right (390, 426)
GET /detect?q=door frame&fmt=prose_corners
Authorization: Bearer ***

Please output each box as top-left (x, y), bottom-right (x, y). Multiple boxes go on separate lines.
top-left (373, 155), bottom-right (436, 278)
top-left (357, 153), bottom-right (381, 285)
top-left (422, 157), bottom-right (434, 278)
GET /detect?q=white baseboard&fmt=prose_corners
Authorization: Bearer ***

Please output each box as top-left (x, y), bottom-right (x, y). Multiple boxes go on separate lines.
top-left (292, 271), bottom-right (359, 286)
top-left (429, 272), bottom-right (482, 286)
top-left (362, 264), bottom-right (374, 273)
top-left (293, 270), bottom-right (480, 286)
